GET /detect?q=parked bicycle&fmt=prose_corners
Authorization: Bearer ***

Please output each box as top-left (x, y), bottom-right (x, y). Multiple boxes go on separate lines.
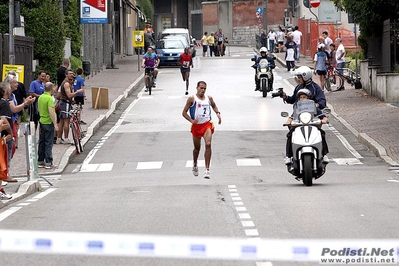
top-left (69, 105), bottom-right (85, 155)
top-left (324, 65), bottom-right (345, 92)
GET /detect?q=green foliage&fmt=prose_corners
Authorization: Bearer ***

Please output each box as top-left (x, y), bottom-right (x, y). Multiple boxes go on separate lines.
top-left (0, 4), bottom-right (8, 33)
top-left (330, 0), bottom-right (399, 39)
top-left (137, 0), bottom-right (153, 29)
top-left (69, 55), bottom-right (82, 72)
top-left (64, 0), bottom-right (82, 58)
top-left (21, 0), bottom-right (65, 79)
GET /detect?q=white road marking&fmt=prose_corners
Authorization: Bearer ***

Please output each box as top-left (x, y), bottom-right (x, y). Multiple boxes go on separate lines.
top-left (241, 220), bottom-right (255, 227)
top-left (333, 158), bottom-right (362, 165)
top-left (236, 158), bottom-right (262, 166)
top-left (234, 201), bottom-right (244, 206)
top-left (137, 161), bottom-right (163, 170)
top-left (232, 197), bottom-right (242, 201)
top-left (238, 213), bottom-right (251, 219)
top-left (0, 207), bottom-right (21, 222)
top-left (33, 188), bottom-right (57, 199)
top-left (245, 229), bottom-right (259, 236)
top-left (236, 207), bottom-right (247, 212)
top-left (327, 124), bottom-right (363, 159)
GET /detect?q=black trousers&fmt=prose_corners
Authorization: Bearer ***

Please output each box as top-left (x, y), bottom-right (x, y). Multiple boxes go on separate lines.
top-left (286, 127), bottom-right (329, 157)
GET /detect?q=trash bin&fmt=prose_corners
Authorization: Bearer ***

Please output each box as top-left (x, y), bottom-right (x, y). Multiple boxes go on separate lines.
top-left (82, 61), bottom-right (91, 76)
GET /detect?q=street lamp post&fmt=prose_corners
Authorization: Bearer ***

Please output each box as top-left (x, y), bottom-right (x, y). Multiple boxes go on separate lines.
top-left (9, 0), bottom-right (15, 64)
top-left (262, 0), bottom-right (267, 33)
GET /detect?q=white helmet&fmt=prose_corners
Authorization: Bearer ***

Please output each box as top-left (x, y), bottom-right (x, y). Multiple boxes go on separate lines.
top-left (297, 88), bottom-right (312, 99)
top-left (259, 47), bottom-right (268, 53)
top-left (294, 66), bottom-right (313, 82)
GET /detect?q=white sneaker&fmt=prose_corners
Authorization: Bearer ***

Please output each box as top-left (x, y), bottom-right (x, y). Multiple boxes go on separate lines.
top-left (322, 155), bottom-right (329, 164)
top-left (0, 189), bottom-right (12, 200)
top-left (204, 170), bottom-right (210, 179)
top-left (56, 138), bottom-right (62, 144)
top-left (284, 157), bottom-right (292, 165)
top-left (192, 166), bottom-right (198, 176)
top-left (63, 139), bottom-right (71, 145)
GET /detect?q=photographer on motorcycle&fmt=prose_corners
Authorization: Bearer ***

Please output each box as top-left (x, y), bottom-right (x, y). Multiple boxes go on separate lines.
top-left (252, 47), bottom-right (276, 91)
top-left (279, 66), bottom-right (329, 166)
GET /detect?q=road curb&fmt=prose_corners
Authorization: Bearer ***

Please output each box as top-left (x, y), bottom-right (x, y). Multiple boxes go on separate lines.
top-left (274, 55), bottom-right (399, 167)
top-left (1, 181), bottom-right (42, 207)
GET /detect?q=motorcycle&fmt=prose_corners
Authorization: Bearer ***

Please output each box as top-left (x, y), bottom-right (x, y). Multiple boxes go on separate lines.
top-left (281, 100), bottom-right (330, 186)
top-left (251, 55), bottom-right (274, 98)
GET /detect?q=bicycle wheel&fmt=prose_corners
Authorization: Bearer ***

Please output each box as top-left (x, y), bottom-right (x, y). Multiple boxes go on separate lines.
top-left (324, 77), bottom-right (331, 91)
top-left (70, 121), bottom-right (81, 154)
top-left (335, 74), bottom-right (345, 90)
top-left (148, 74), bottom-right (152, 95)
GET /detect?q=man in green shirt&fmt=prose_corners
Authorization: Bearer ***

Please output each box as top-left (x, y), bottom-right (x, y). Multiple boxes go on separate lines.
top-left (38, 82), bottom-right (58, 169)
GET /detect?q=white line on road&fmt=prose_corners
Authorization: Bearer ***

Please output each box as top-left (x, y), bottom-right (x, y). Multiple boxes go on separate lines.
top-left (0, 207), bottom-right (21, 222)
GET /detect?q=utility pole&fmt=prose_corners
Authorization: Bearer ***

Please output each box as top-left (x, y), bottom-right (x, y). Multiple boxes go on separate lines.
top-left (262, 0), bottom-right (267, 33)
top-left (9, 0), bottom-right (15, 64)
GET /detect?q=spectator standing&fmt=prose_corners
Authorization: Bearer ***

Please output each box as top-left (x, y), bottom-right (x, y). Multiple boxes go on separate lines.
top-left (335, 38), bottom-right (346, 73)
top-left (216, 29), bottom-right (225, 56)
top-left (260, 30), bottom-right (267, 48)
top-left (201, 32), bottom-right (208, 57)
top-left (277, 27), bottom-right (285, 53)
top-left (56, 69), bottom-right (84, 144)
top-left (7, 70), bottom-right (27, 123)
top-left (313, 44), bottom-right (328, 90)
top-left (29, 70), bottom-right (46, 130)
top-left (178, 47), bottom-right (194, 95)
top-left (182, 81), bottom-right (222, 179)
top-left (267, 29), bottom-right (277, 53)
top-left (323, 31), bottom-right (333, 55)
top-left (0, 82), bottom-right (17, 184)
top-left (37, 82), bottom-right (59, 169)
top-left (291, 26), bottom-right (302, 62)
top-left (144, 29), bottom-right (156, 54)
top-left (207, 32), bottom-right (215, 57)
top-left (329, 43), bottom-right (337, 67)
top-left (285, 35), bottom-right (297, 71)
top-left (57, 58), bottom-right (70, 87)
top-left (73, 68), bottom-right (87, 125)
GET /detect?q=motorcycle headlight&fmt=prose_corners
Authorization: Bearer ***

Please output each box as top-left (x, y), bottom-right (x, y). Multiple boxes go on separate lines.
top-left (299, 112), bottom-right (312, 124)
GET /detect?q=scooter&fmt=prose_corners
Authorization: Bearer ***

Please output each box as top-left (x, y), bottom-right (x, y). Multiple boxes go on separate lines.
top-left (251, 55), bottom-right (273, 98)
top-left (281, 100), bottom-right (330, 186)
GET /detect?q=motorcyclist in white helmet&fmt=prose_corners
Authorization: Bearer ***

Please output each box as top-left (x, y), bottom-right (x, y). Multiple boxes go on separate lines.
top-left (252, 47), bottom-right (276, 91)
top-left (279, 66), bottom-right (329, 165)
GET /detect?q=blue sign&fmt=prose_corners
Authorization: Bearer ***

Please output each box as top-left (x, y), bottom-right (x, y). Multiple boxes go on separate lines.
top-left (256, 7), bottom-right (263, 15)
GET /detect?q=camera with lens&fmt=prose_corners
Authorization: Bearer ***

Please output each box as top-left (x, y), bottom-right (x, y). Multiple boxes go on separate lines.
top-left (272, 87), bottom-right (284, 98)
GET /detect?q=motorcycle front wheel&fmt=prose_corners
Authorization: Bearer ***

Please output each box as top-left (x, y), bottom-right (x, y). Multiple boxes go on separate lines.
top-left (302, 154), bottom-right (313, 186)
top-left (262, 79), bottom-right (268, 97)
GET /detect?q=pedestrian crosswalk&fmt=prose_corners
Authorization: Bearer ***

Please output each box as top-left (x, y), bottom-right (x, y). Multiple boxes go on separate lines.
top-left (78, 158), bottom-right (362, 173)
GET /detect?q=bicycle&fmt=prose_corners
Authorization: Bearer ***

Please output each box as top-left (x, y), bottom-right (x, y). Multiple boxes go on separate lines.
top-left (324, 65), bottom-right (345, 92)
top-left (144, 66), bottom-right (154, 95)
top-left (69, 105), bottom-right (85, 155)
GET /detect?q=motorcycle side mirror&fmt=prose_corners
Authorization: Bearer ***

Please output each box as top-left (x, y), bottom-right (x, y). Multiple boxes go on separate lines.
top-left (323, 108), bottom-right (331, 114)
top-left (281, 112), bottom-right (289, 117)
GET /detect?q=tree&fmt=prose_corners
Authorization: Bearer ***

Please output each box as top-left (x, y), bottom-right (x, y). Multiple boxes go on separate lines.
top-left (64, 0), bottom-right (82, 58)
top-left (331, 0), bottom-right (399, 38)
top-left (137, 0), bottom-right (153, 29)
top-left (21, 0), bottom-right (65, 79)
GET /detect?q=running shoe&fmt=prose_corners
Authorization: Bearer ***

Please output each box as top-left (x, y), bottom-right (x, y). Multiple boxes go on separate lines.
top-left (192, 166), bottom-right (199, 177)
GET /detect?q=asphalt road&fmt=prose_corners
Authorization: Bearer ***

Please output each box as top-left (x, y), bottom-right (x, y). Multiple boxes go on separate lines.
top-left (1, 47), bottom-right (398, 266)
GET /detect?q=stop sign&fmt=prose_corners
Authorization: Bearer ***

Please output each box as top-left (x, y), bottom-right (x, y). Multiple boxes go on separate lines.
top-left (310, 0), bottom-right (320, 8)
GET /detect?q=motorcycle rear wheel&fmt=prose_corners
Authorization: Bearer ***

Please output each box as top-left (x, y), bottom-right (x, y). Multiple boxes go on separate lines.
top-left (261, 79), bottom-right (267, 97)
top-left (302, 154), bottom-right (313, 186)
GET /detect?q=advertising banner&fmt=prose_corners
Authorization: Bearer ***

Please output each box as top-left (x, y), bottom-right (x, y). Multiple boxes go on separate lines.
top-left (80, 0), bottom-right (108, 24)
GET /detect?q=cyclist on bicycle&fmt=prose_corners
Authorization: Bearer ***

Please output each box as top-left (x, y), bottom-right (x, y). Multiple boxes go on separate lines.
top-left (141, 47), bottom-right (159, 92)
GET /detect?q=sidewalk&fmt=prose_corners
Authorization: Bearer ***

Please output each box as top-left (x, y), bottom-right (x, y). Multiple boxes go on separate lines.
top-left (273, 51), bottom-right (399, 167)
top-left (1, 54), bottom-right (144, 205)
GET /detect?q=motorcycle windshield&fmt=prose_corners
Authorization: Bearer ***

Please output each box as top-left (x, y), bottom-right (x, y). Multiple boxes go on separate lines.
top-left (259, 59), bottom-right (269, 69)
top-left (292, 100), bottom-right (316, 120)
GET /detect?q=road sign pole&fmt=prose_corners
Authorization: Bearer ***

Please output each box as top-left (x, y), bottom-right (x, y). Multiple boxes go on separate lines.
top-left (262, 0), bottom-right (267, 33)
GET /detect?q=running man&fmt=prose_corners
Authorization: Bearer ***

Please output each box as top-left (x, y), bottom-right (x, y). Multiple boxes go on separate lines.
top-left (178, 47), bottom-right (193, 95)
top-left (182, 81), bottom-right (222, 179)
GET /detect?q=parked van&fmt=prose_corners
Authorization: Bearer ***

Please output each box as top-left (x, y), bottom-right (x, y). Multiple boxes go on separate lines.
top-left (160, 28), bottom-right (196, 57)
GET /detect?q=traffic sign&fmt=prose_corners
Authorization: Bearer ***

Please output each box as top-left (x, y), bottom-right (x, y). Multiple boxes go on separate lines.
top-left (133, 31), bottom-right (144, 47)
top-left (310, 0), bottom-right (320, 8)
top-left (256, 7), bottom-right (263, 15)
